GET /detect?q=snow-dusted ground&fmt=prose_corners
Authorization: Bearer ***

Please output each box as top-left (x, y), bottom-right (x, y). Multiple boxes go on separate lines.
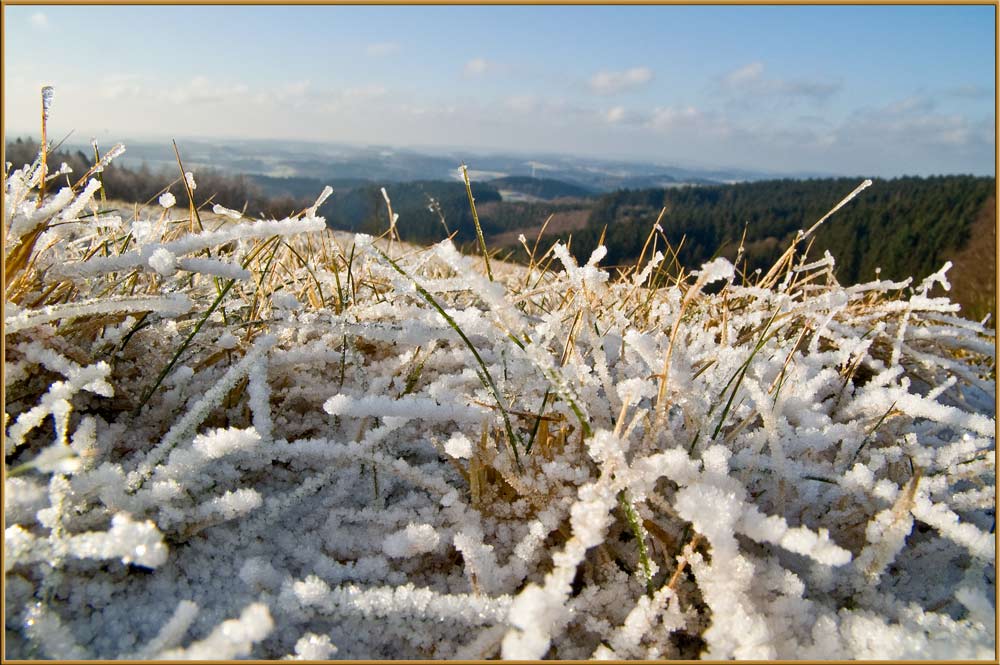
top-left (4, 151), bottom-right (996, 659)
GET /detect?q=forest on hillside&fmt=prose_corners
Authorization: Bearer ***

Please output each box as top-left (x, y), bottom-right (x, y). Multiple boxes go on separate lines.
top-left (563, 177), bottom-right (995, 319)
top-left (567, 177), bottom-right (993, 280)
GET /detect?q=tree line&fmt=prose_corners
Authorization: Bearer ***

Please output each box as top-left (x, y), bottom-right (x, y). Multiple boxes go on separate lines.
top-left (563, 176), bottom-right (995, 288)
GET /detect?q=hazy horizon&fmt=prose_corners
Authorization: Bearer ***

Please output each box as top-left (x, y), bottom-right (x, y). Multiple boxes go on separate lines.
top-left (5, 5), bottom-right (996, 178)
top-left (5, 130), bottom-right (852, 180)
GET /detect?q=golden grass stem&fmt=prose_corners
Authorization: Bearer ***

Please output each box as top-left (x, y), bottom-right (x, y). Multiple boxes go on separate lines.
top-left (37, 87), bottom-right (52, 208)
top-left (460, 164), bottom-right (494, 281)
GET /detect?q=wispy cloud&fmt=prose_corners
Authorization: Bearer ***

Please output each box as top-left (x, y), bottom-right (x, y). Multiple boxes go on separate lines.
top-left (604, 106), bottom-right (627, 124)
top-left (601, 102), bottom-right (728, 137)
top-left (720, 61), bottom-right (840, 101)
top-left (646, 106), bottom-right (723, 135)
top-left (505, 95), bottom-right (538, 113)
top-left (29, 12), bottom-right (48, 29)
top-left (884, 95), bottom-right (936, 115)
top-left (167, 77), bottom-right (250, 105)
top-left (722, 62), bottom-right (764, 87)
top-left (366, 42), bottom-right (400, 57)
top-left (841, 97), bottom-right (985, 148)
top-left (588, 66), bottom-right (653, 95)
top-left (944, 84), bottom-right (993, 100)
top-left (342, 84), bottom-right (387, 101)
top-left (98, 74), bottom-right (145, 101)
top-left (101, 75), bottom-right (252, 106)
top-left (96, 75), bottom-right (388, 113)
top-left (463, 58), bottom-right (492, 77)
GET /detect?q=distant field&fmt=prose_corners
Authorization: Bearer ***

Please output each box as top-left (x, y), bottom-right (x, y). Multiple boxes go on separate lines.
top-left (485, 208), bottom-right (592, 248)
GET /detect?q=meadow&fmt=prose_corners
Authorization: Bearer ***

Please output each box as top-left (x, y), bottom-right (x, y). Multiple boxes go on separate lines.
top-left (4, 102), bottom-right (995, 658)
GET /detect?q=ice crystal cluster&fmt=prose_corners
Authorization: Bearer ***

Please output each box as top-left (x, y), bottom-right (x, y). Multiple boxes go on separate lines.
top-left (4, 141), bottom-right (996, 660)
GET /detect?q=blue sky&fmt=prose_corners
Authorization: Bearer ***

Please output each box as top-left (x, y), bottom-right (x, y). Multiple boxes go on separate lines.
top-left (4, 5), bottom-right (996, 176)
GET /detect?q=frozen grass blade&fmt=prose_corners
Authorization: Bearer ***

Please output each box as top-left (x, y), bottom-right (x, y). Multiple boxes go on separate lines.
top-left (134, 279), bottom-right (237, 414)
top-left (371, 245), bottom-right (523, 471)
top-left (91, 140), bottom-right (108, 207)
top-left (847, 400), bottom-right (898, 468)
top-left (135, 236), bottom-right (281, 413)
top-left (711, 307), bottom-right (783, 441)
top-left (281, 240), bottom-right (326, 309)
top-left (37, 87), bottom-right (53, 208)
top-left (619, 489), bottom-right (656, 597)
top-left (523, 387), bottom-right (552, 454)
top-left (172, 140), bottom-right (203, 233)
top-left (460, 164), bottom-right (493, 282)
top-left (401, 346), bottom-right (429, 397)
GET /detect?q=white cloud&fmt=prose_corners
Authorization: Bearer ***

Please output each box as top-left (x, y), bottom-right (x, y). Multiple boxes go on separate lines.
top-left (945, 84), bottom-right (992, 99)
top-left (720, 62), bottom-right (840, 101)
top-left (30, 12), bottom-right (48, 29)
top-left (94, 74), bottom-right (394, 113)
top-left (722, 62), bottom-right (764, 87)
top-left (343, 84), bottom-right (387, 101)
top-left (646, 106), bottom-right (705, 131)
top-left (605, 106), bottom-right (627, 124)
top-left (399, 103), bottom-right (458, 118)
top-left (278, 80), bottom-right (311, 98)
top-left (366, 42), bottom-right (400, 57)
top-left (463, 58), bottom-right (491, 77)
top-left (601, 103), bottom-right (719, 132)
top-left (884, 95), bottom-right (936, 115)
top-left (588, 67), bottom-right (653, 95)
top-left (842, 99), bottom-right (982, 148)
top-left (168, 76), bottom-right (250, 104)
top-left (98, 74), bottom-right (145, 100)
top-left (505, 95), bottom-right (538, 113)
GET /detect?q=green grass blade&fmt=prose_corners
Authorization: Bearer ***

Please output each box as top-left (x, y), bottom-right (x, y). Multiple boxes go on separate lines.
top-left (847, 400), bottom-right (897, 467)
top-left (712, 308), bottom-right (783, 440)
top-left (619, 489), bottom-right (655, 597)
top-left (134, 236), bottom-right (281, 414)
top-left (134, 277), bottom-right (237, 414)
top-left (524, 387), bottom-right (552, 454)
top-left (460, 164), bottom-right (493, 282)
top-left (372, 245), bottom-right (523, 471)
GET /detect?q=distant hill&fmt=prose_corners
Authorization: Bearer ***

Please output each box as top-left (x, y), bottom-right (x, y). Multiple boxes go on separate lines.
top-left (247, 174), bottom-right (373, 201)
top-left (488, 176), bottom-right (596, 201)
top-left (316, 180), bottom-right (503, 245)
top-left (42, 136), bottom-right (802, 192)
top-left (4, 137), bottom-right (283, 216)
top-left (593, 173), bottom-right (723, 190)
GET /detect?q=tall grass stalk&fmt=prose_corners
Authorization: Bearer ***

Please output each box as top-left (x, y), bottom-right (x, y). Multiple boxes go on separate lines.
top-left (460, 164), bottom-right (494, 281)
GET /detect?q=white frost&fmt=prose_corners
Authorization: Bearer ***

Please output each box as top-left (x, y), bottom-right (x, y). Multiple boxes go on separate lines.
top-left (382, 523), bottom-right (441, 558)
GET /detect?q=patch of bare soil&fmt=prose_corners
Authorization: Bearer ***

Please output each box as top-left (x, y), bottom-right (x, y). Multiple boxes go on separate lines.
top-left (489, 209), bottom-right (591, 248)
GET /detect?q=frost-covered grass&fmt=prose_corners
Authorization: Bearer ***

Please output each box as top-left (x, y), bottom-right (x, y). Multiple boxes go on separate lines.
top-left (4, 137), bottom-right (996, 660)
